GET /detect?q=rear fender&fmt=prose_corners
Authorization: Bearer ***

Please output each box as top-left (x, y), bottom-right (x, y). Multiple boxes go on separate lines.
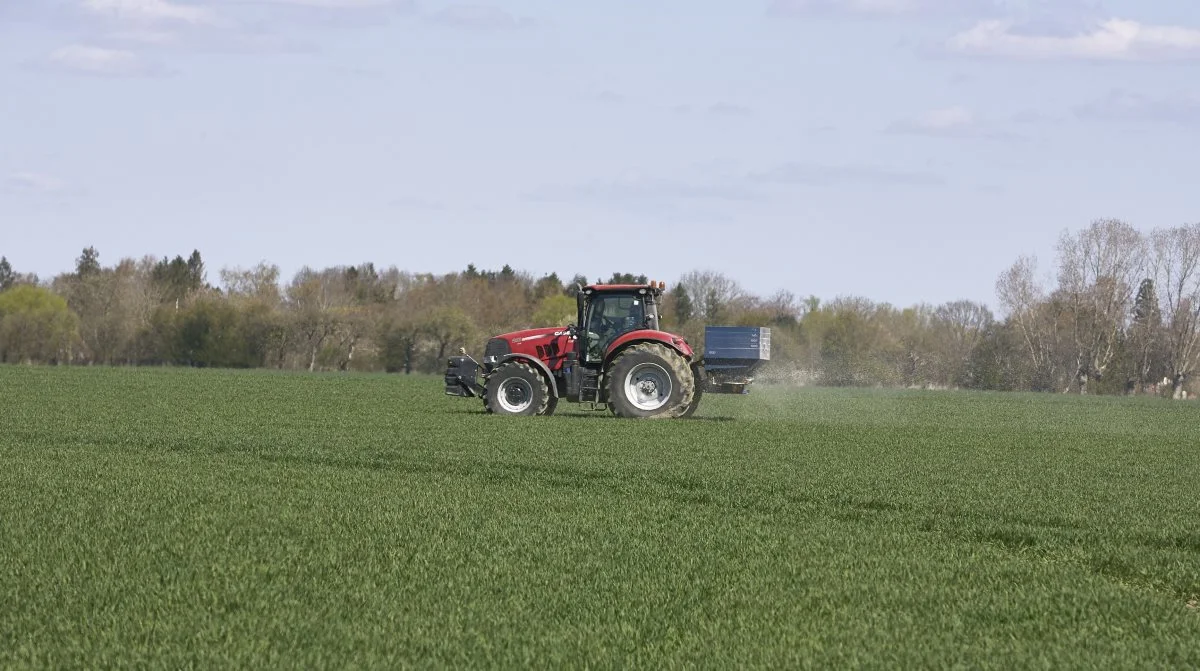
top-left (604, 330), bottom-right (694, 366)
top-left (497, 354), bottom-right (560, 398)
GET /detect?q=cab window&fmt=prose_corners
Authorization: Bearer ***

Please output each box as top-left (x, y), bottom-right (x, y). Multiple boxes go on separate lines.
top-left (584, 294), bottom-right (645, 361)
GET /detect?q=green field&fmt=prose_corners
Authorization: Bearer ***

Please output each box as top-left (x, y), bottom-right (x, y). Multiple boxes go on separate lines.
top-left (2, 365), bottom-right (1198, 668)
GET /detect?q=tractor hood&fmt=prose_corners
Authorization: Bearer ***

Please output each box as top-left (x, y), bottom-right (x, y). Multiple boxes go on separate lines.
top-left (500, 326), bottom-right (570, 345)
top-left (484, 327), bottom-right (571, 363)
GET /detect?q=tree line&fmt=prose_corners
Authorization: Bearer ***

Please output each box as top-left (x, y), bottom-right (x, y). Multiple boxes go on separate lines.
top-left (1, 217), bottom-right (1198, 398)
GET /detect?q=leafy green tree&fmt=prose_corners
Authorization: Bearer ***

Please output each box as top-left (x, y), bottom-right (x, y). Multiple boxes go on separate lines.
top-left (670, 283), bottom-right (693, 325)
top-left (171, 297), bottom-right (257, 368)
top-left (532, 294), bottom-right (576, 326)
top-left (220, 262), bottom-right (287, 368)
top-left (187, 250), bottom-right (205, 287)
top-left (605, 272), bottom-right (648, 284)
top-left (816, 297), bottom-right (897, 387)
top-left (564, 274), bottom-right (590, 297)
top-left (1127, 277), bottom-right (1163, 392)
top-left (967, 320), bottom-right (1022, 391)
top-left (76, 246), bottom-right (101, 279)
top-left (151, 250), bottom-right (206, 305)
top-left (0, 285), bottom-right (80, 364)
top-left (348, 262), bottom-right (390, 304)
top-left (0, 257), bottom-right (13, 291)
top-left (460, 263), bottom-right (524, 288)
top-left (705, 289), bottom-right (722, 324)
top-left (378, 309), bottom-right (420, 374)
top-left (533, 273), bottom-right (564, 300)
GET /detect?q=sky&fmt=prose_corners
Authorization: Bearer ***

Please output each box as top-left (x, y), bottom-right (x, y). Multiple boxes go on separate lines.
top-left (1, 0), bottom-right (1198, 312)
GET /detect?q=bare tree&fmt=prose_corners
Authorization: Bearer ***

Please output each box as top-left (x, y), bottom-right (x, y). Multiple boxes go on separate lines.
top-left (1150, 223), bottom-right (1200, 398)
top-left (932, 299), bottom-right (994, 387)
top-left (114, 257), bottom-right (164, 364)
top-left (1054, 219), bottom-right (1146, 393)
top-left (678, 269), bottom-right (747, 323)
top-left (816, 295), bottom-right (900, 387)
top-left (220, 262), bottom-right (282, 304)
top-left (421, 306), bottom-right (477, 367)
top-left (1127, 277), bottom-right (1164, 393)
top-left (890, 303), bottom-right (936, 388)
top-left (286, 267), bottom-right (355, 372)
top-left (764, 289), bottom-right (802, 326)
top-left (996, 254), bottom-right (1064, 389)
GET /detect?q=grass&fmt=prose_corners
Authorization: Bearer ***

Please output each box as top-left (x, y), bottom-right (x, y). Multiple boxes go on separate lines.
top-left (2, 364), bottom-right (1198, 668)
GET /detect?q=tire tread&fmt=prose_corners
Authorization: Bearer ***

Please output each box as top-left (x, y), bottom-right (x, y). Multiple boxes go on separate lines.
top-left (605, 342), bottom-right (694, 419)
top-left (484, 361), bottom-right (552, 416)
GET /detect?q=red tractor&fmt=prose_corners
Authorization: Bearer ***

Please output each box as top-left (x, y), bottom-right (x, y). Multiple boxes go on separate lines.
top-left (444, 280), bottom-right (770, 418)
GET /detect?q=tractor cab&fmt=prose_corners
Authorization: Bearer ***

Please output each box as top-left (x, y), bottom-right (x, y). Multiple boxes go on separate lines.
top-left (575, 283), bottom-right (662, 363)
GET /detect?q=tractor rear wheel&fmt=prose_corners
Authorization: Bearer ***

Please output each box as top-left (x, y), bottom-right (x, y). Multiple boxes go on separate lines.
top-left (605, 342), bottom-right (693, 419)
top-left (484, 361), bottom-right (553, 416)
top-left (676, 363), bottom-right (706, 418)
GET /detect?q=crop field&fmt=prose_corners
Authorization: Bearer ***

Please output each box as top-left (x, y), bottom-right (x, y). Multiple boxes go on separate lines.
top-left (2, 364), bottom-right (1198, 668)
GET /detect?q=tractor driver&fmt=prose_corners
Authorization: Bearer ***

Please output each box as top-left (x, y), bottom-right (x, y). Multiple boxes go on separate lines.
top-left (586, 294), bottom-right (646, 361)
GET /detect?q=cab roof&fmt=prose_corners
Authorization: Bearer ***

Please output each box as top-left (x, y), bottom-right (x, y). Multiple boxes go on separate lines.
top-left (584, 282), bottom-right (666, 293)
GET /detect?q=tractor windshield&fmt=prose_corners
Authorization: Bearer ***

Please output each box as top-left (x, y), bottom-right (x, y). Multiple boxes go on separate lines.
top-left (584, 293), bottom-right (646, 362)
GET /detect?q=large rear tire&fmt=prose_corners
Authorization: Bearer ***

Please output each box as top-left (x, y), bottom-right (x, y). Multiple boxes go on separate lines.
top-left (484, 361), bottom-right (553, 416)
top-left (677, 363), bottom-right (705, 418)
top-left (606, 342), bottom-right (694, 419)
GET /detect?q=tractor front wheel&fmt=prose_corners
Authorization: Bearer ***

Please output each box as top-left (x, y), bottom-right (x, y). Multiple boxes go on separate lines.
top-left (606, 343), bottom-right (693, 419)
top-left (484, 361), bottom-right (553, 416)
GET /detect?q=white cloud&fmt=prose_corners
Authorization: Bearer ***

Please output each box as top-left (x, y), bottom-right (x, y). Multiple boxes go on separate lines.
top-left (885, 106), bottom-right (1020, 139)
top-left (674, 102), bottom-right (756, 118)
top-left (595, 91), bottom-right (626, 104)
top-left (768, 0), bottom-right (996, 18)
top-left (948, 18), bottom-right (1200, 61)
top-left (248, 0), bottom-right (409, 6)
top-left (1011, 109), bottom-right (1055, 124)
top-left (750, 162), bottom-right (945, 187)
top-left (708, 102), bottom-right (755, 117)
top-left (82, 0), bottom-right (213, 25)
top-left (389, 196), bottom-right (447, 210)
top-left (917, 106), bottom-right (973, 129)
top-left (430, 5), bottom-right (535, 30)
top-left (96, 25), bottom-right (319, 54)
top-left (525, 174), bottom-right (754, 223)
top-left (5, 173), bottom-right (66, 193)
top-left (888, 106), bottom-right (972, 133)
top-left (1075, 90), bottom-right (1200, 125)
top-left (104, 30), bottom-right (178, 44)
top-left (530, 176), bottom-right (762, 205)
top-left (43, 44), bottom-right (162, 76)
